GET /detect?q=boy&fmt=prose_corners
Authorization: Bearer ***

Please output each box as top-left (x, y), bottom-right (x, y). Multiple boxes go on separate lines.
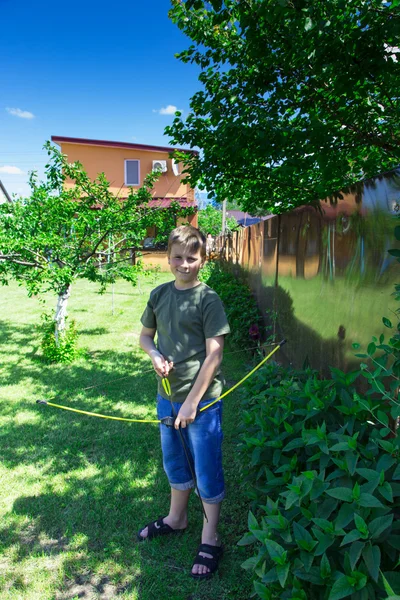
top-left (137, 225), bottom-right (230, 579)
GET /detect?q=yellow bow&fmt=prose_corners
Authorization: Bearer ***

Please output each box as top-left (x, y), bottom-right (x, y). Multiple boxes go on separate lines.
top-left (162, 377), bottom-right (172, 397)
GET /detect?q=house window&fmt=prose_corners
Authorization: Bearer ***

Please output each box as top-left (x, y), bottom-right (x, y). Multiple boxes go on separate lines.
top-left (125, 160), bottom-right (140, 186)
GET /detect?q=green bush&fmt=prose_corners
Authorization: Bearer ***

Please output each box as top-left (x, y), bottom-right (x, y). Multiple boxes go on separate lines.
top-left (238, 361), bottom-right (400, 600)
top-left (40, 312), bottom-right (80, 364)
top-left (199, 261), bottom-right (262, 349)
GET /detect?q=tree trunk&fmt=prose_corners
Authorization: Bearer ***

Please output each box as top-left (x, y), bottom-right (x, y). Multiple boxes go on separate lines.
top-left (54, 285), bottom-right (71, 347)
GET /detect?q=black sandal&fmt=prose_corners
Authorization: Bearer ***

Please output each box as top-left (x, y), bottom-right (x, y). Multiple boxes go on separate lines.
top-left (137, 517), bottom-right (185, 542)
top-left (190, 543), bottom-right (223, 579)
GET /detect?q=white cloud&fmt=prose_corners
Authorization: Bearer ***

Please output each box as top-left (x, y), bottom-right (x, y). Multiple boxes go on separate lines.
top-left (0, 165), bottom-right (25, 175)
top-left (6, 107), bottom-right (35, 119)
top-left (153, 104), bottom-right (181, 115)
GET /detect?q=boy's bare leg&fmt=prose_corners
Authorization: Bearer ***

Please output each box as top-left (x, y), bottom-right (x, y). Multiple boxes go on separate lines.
top-left (138, 488), bottom-right (191, 539)
top-left (192, 501), bottom-right (222, 576)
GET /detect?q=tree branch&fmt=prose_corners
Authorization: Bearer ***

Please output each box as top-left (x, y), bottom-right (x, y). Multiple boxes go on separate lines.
top-left (83, 229), bottom-right (112, 263)
top-left (0, 255), bottom-right (44, 268)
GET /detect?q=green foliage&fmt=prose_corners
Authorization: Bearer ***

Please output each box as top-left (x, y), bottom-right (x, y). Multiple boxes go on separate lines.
top-left (151, 200), bottom-right (197, 247)
top-left (0, 142), bottom-right (163, 296)
top-left (0, 143), bottom-right (193, 359)
top-left (198, 204), bottom-right (238, 237)
top-left (238, 361), bottom-right (400, 599)
top-left (167, 0), bottom-right (400, 213)
top-left (0, 144), bottom-right (194, 293)
top-left (40, 313), bottom-right (80, 364)
top-left (199, 261), bottom-right (261, 349)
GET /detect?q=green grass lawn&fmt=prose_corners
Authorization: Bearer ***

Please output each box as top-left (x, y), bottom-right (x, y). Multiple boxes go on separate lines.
top-left (0, 275), bottom-right (253, 599)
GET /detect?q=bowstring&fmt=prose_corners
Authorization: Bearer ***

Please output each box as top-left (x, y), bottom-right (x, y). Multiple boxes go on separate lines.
top-left (167, 397), bottom-right (209, 522)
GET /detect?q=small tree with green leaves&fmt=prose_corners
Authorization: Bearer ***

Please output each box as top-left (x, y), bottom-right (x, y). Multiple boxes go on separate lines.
top-left (198, 203), bottom-right (238, 237)
top-left (0, 143), bottom-right (182, 361)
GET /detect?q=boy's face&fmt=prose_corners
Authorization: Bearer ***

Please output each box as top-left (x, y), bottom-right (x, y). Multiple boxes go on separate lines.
top-left (168, 242), bottom-right (204, 288)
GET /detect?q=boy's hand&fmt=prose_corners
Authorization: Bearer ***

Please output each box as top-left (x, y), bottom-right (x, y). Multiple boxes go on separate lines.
top-left (175, 400), bottom-right (197, 429)
top-left (150, 350), bottom-right (173, 378)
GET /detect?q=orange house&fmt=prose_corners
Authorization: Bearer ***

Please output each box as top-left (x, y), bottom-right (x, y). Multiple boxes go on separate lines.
top-left (51, 136), bottom-right (198, 231)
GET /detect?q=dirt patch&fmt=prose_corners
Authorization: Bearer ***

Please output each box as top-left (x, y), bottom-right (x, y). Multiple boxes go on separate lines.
top-left (56, 575), bottom-right (119, 600)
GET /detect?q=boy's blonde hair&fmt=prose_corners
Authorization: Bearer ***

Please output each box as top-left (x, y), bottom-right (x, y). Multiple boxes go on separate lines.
top-left (167, 225), bottom-right (206, 259)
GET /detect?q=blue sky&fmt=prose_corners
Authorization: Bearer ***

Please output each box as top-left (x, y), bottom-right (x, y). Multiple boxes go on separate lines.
top-left (0, 0), bottom-right (202, 197)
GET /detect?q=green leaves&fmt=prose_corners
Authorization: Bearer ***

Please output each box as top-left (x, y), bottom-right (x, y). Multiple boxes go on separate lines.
top-left (168, 0), bottom-right (400, 213)
top-left (254, 580), bottom-right (272, 600)
top-left (293, 522), bottom-right (317, 552)
top-left (276, 563), bottom-right (290, 587)
top-left (320, 553), bottom-right (331, 579)
top-left (248, 511), bottom-right (259, 529)
top-left (349, 541), bottom-right (364, 571)
top-left (326, 487), bottom-right (353, 502)
top-left (237, 531), bottom-right (257, 546)
top-left (264, 539), bottom-right (288, 566)
top-left (0, 143), bottom-right (181, 318)
top-left (328, 572), bottom-right (368, 599)
top-left (328, 575), bottom-right (356, 600)
top-left (369, 515), bottom-right (393, 539)
top-left (358, 493), bottom-right (385, 508)
top-left (383, 317), bottom-right (393, 328)
top-left (198, 204), bottom-right (238, 237)
top-left (362, 544), bottom-right (381, 582)
top-left (341, 530), bottom-right (361, 547)
top-left (304, 17), bottom-right (313, 31)
top-left (354, 514), bottom-right (369, 538)
top-left (238, 355), bottom-right (399, 599)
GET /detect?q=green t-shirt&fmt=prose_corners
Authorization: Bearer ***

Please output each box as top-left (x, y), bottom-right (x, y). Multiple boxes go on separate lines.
top-left (140, 281), bottom-right (230, 403)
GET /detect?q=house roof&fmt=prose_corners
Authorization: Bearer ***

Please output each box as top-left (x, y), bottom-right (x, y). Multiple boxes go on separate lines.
top-left (227, 210), bottom-right (272, 227)
top-left (0, 180), bottom-right (12, 203)
top-left (148, 197), bottom-right (196, 208)
top-left (51, 136), bottom-right (199, 156)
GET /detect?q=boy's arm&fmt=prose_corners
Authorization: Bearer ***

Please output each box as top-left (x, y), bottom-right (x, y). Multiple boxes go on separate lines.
top-left (139, 326), bottom-right (172, 377)
top-left (174, 335), bottom-right (225, 429)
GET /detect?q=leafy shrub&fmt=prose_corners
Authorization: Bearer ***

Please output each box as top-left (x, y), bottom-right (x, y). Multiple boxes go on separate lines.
top-left (199, 261), bottom-right (262, 349)
top-left (40, 312), bottom-right (80, 364)
top-left (238, 361), bottom-right (400, 600)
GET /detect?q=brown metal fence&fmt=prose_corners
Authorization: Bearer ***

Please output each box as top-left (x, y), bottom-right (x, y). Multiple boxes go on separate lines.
top-left (214, 178), bottom-right (400, 373)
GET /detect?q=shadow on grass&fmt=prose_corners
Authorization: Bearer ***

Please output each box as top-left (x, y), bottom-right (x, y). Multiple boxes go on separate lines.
top-left (0, 318), bottom-right (149, 394)
top-left (0, 320), bottom-right (158, 470)
top-left (0, 319), bottom-right (253, 599)
top-left (79, 327), bottom-right (109, 335)
top-left (231, 271), bottom-right (362, 374)
top-left (2, 465), bottom-right (167, 597)
top-left (0, 341), bottom-right (171, 596)
top-left (258, 283), bottom-right (355, 372)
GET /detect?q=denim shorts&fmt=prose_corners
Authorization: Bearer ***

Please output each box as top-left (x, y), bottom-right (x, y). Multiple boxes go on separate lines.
top-left (156, 394), bottom-right (225, 504)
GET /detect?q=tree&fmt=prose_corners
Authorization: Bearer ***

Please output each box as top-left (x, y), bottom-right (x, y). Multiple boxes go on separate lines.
top-left (166, 0), bottom-right (400, 214)
top-left (0, 143), bottom-right (188, 354)
top-left (150, 199), bottom-right (197, 248)
top-left (198, 203), bottom-right (238, 236)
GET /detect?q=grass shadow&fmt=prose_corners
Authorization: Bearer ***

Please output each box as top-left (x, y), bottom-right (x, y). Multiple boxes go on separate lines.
top-left (79, 327), bottom-right (109, 336)
top-left (0, 306), bottom-right (253, 599)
